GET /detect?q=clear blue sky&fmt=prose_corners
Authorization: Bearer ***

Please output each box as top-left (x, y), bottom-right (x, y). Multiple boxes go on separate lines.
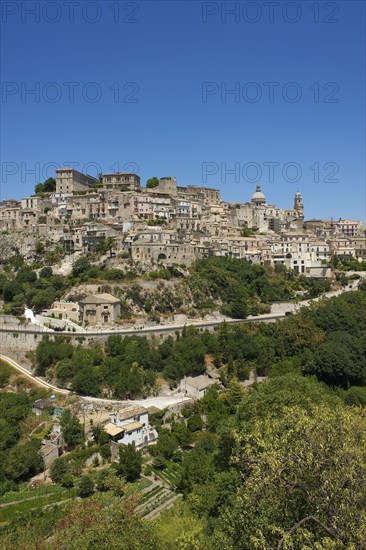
top-left (1, 0), bottom-right (365, 221)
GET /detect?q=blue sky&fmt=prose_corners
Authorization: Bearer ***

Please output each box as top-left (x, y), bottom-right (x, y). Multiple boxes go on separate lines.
top-left (1, 0), bottom-right (365, 220)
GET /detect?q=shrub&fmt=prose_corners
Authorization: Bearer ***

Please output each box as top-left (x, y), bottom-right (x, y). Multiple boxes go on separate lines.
top-left (77, 475), bottom-right (94, 498)
top-left (187, 414), bottom-right (203, 432)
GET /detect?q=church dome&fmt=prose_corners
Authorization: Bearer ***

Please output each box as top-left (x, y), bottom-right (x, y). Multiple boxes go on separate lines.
top-left (251, 185), bottom-right (266, 204)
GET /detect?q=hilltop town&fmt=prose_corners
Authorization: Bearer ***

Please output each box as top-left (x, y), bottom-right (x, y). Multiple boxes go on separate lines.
top-left (0, 169), bottom-right (365, 329)
top-left (1, 168), bottom-right (365, 268)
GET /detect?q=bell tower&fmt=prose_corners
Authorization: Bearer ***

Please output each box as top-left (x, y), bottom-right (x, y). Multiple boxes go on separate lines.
top-left (294, 191), bottom-right (304, 220)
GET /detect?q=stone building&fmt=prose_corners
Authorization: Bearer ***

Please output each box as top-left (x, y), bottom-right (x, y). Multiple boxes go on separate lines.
top-left (179, 375), bottom-right (219, 400)
top-left (42, 301), bottom-right (79, 323)
top-left (56, 168), bottom-right (98, 194)
top-left (79, 293), bottom-right (121, 325)
top-left (102, 172), bottom-right (140, 191)
top-left (146, 176), bottom-right (177, 195)
top-left (333, 219), bottom-right (362, 238)
top-left (81, 223), bottom-right (121, 252)
top-left (349, 237), bottom-right (366, 260)
top-left (0, 201), bottom-right (21, 230)
top-left (178, 184), bottom-right (221, 205)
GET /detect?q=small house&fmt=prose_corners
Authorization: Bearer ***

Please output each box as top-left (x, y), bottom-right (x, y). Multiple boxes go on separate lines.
top-left (179, 375), bottom-right (218, 400)
top-left (104, 403), bottom-right (158, 449)
top-left (32, 399), bottom-right (55, 416)
top-left (79, 293), bottom-right (121, 325)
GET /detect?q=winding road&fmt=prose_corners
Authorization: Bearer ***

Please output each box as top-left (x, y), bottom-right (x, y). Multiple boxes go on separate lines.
top-left (0, 354), bottom-right (70, 395)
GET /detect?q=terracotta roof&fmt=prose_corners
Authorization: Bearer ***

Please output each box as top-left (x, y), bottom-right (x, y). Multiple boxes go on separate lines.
top-left (123, 421), bottom-right (143, 432)
top-left (117, 404), bottom-right (146, 421)
top-left (104, 423), bottom-right (124, 437)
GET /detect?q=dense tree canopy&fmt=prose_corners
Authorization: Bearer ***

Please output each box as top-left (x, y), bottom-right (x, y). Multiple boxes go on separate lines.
top-left (117, 444), bottom-right (142, 482)
top-left (31, 289), bottom-right (366, 401)
top-left (60, 410), bottom-right (84, 450)
top-left (0, 392), bottom-right (44, 489)
top-left (214, 405), bottom-right (366, 549)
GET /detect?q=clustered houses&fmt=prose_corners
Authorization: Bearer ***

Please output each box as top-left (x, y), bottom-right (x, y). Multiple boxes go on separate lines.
top-left (0, 169), bottom-right (365, 272)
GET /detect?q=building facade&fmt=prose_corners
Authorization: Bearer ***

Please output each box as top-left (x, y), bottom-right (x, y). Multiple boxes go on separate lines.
top-left (79, 293), bottom-right (121, 325)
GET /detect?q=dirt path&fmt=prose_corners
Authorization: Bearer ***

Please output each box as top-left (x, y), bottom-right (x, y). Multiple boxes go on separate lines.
top-left (0, 355), bottom-right (69, 395)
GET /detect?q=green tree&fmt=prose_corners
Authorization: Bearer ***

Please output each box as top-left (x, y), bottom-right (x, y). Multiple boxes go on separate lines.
top-left (30, 287), bottom-right (56, 312)
top-left (117, 444), bottom-right (142, 482)
top-left (55, 358), bottom-right (74, 384)
top-left (60, 411), bottom-right (84, 450)
top-left (35, 336), bottom-right (74, 376)
top-left (312, 341), bottom-right (364, 388)
top-left (240, 227), bottom-right (254, 237)
top-left (95, 469), bottom-right (113, 492)
top-left (72, 256), bottom-right (91, 278)
top-left (72, 368), bottom-right (101, 396)
top-left (61, 473), bottom-right (74, 488)
top-left (50, 457), bottom-right (70, 483)
top-left (77, 475), bottom-right (94, 498)
top-left (0, 392), bottom-right (31, 428)
top-left (106, 475), bottom-right (126, 497)
top-left (39, 266), bottom-right (53, 278)
top-left (228, 298), bottom-right (248, 319)
top-left (187, 414), bottom-right (203, 432)
top-left (214, 404), bottom-right (366, 549)
top-left (96, 237), bottom-right (116, 257)
top-left (179, 448), bottom-right (215, 494)
top-left (16, 266), bottom-right (37, 284)
top-left (35, 242), bottom-right (45, 255)
top-left (0, 366), bottom-right (11, 388)
top-left (4, 440), bottom-right (42, 481)
top-left (171, 422), bottom-right (193, 447)
top-left (151, 430), bottom-right (178, 460)
top-left (236, 373), bottom-right (341, 426)
top-left (34, 177), bottom-right (56, 194)
top-left (344, 386), bottom-right (366, 407)
top-left (92, 424), bottom-right (110, 446)
top-left (146, 177), bottom-right (159, 188)
top-left (43, 177), bottom-right (56, 192)
top-left (155, 501), bottom-right (209, 550)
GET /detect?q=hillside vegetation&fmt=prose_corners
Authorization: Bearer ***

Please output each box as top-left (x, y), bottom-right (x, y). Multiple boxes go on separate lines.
top-left (1, 290), bottom-right (365, 548)
top-left (0, 256), bottom-right (332, 318)
top-left (33, 289), bottom-right (366, 398)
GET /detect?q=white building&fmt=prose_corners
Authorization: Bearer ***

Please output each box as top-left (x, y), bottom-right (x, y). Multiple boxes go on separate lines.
top-left (269, 235), bottom-right (331, 277)
top-left (104, 404), bottom-right (158, 448)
